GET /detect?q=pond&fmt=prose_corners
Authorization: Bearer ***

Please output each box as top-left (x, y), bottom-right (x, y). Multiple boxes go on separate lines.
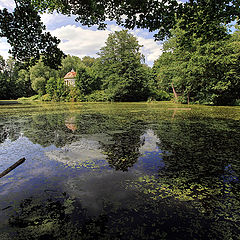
top-left (0, 101), bottom-right (239, 239)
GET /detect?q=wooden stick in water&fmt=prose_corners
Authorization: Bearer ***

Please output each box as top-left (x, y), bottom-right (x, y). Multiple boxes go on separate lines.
top-left (0, 158), bottom-right (26, 178)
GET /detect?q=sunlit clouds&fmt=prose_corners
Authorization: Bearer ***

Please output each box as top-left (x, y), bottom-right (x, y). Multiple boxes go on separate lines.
top-left (0, 0), bottom-right (163, 66)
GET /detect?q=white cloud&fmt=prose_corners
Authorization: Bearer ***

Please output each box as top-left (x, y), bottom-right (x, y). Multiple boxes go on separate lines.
top-left (40, 12), bottom-right (78, 30)
top-left (0, 0), bottom-right (15, 10)
top-left (51, 24), bottom-right (162, 65)
top-left (108, 24), bottom-right (123, 32)
top-left (0, 38), bottom-right (10, 59)
top-left (130, 30), bottom-right (163, 64)
top-left (0, 3), bottom-right (162, 65)
top-left (41, 13), bottom-right (58, 26)
top-left (138, 37), bottom-right (162, 62)
top-left (51, 25), bottom-right (111, 58)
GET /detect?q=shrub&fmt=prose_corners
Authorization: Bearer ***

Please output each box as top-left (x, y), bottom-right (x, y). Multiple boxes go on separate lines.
top-left (17, 95), bottom-right (39, 101)
top-left (235, 99), bottom-right (240, 106)
top-left (41, 94), bottom-right (52, 101)
top-left (85, 90), bottom-right (109, 102)
top-left (150, 90), bottom-right (171, 101)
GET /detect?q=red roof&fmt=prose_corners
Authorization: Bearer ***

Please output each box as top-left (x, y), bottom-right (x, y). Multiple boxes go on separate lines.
top-left (64, 69), bottom-right (77, 79)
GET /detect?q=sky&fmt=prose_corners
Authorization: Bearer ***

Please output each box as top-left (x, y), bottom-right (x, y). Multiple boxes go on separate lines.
top-left (0, 0), bottom-right (187, 66)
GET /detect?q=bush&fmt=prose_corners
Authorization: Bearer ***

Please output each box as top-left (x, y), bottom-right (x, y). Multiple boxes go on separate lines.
top-left (149, 90), bottom-right (171, 101)
top-left (85, 90), bottom-right (109, 102)
top-left (41, 94), bottom-right (52, 101)
top-left (234, 99), bottom-right (240, 106)
top-left (65, 87), bottom-right (85, 102)
top-left (17, 95), bottom-right (39, 101)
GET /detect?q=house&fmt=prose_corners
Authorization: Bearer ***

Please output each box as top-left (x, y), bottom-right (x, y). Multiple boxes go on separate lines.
top-left (64, 69), bottom-right (77, 86)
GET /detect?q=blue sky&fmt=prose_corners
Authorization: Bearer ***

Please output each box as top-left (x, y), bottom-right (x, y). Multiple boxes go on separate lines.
top-left (0, 0), bottom-right (186, 66)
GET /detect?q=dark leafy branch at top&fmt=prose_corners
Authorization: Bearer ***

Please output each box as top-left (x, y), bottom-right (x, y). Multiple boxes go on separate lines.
top-left (0, 0), bottom-right (64, 69)
top-left (30, 0), bottom-right (240, 40)
top-left (0, 0), bottom-right (239, 69)
top-left (30, 0), bottom-right (180, 40)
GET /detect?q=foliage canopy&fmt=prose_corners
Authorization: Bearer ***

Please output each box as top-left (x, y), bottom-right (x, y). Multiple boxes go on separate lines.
top-left (0, 1), bottom-right (64, 69)
top-left (98, 30), bottom-right (149, 101)
top-left (153, 23), bottom-right (240, 105)
top-left (0, 0), bottom-right (239, 68)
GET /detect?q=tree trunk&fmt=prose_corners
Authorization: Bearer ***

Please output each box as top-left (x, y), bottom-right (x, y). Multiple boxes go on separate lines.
top-left (171, 83), bottom-right (178, 101)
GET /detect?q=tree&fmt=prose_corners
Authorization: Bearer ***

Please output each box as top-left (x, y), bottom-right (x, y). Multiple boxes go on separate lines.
top-left (0, 71), bottom-right (8, 99)
top-left (29, 1), bottom-right (239, 40)
top-left (152, 51), bottom-right (179, 99)
top-left (2, 57), bottom-right (23, 99)
top-left (55, 78), bottom-right (68, 101)
top-left (16, 69), bottom-right (34, 97)
top-left (0, 0), bottom-right (64, 69)
top-left (1, 1), bottom-right (239, 69)
top-left (45, 76), bottom-right (68, 101)
top-left (98, 30), bottom-right (150, 101)
top-left (176, 0), bottom-right (240, 47)
top-left (29, 0), bottom-right (180, 40)
top-left (0, 55), bottom-right (5, 71)
top-left (76, 66), bottom-right (100, 96)
top-left (153, 24), bottom-right (240, 105)
top-left (59, 55), bottom-right (83, 78)
top-left (45, 77), bottom-right (57, 98)
top-left (30, 58), bottom-right (58, 96)
top-left (82, 56), bottom-right (96, 68)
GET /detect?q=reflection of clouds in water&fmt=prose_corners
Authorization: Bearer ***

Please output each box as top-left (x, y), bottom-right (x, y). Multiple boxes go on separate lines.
top-left (0, 130), bottom-right (165, 215)
top-left (46, 138), bottom-right (107, 168)
top-left (140, 129), bottom-right (160, 153)
top-left (60, 130), bottom-right (164, 216)
top-left (223, 164), bottom-right (239, 183)
top-left (0, 136), bottom-right (57, 172)
top-left (0, 136), bottom-right (58, 196)
top-left (137, 129), bottom-right (165, 172)
top-left (64, 169), bottom-right (140, 216)
top-left (0, 167), bottom-right (52, 197)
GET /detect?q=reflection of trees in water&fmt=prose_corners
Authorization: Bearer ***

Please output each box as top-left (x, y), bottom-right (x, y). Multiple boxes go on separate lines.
top-left (7, 195), bottom-right (108, 240)
top-left (101, 121), bottom-right (146, 171)
top-left (151, 119), bottom-right (240, 231)
top-left (2, 112), bottom-right (240, 239)
top-left (1, 113), bottom-right (147, 173)
top-left (0, 117), bottom-right (25, 143)
top-left (24, 114), bottom-right (76, 147)
top-left (6, 190), bottom-right (235, 240)
top-left (20, 113), bottom-right (111, 147)
top-left (155, 119), bottom-right (240, 187)
top-left (2, 112), bottom-right (147, 172)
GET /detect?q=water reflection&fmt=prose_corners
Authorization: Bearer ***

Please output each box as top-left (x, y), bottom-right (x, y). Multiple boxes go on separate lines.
top-left (65, 116), bottom-right (77, 132)
top-left (65, 170), bottom-right (138, 216)
top-left (0, 103), bottom-right (239, 239)
top-left (136, 129), bottom-right (165, 173)
top-left (46, 137), bottom-right (108, 170)
top-left (101, 121), bottom-right (145, 171)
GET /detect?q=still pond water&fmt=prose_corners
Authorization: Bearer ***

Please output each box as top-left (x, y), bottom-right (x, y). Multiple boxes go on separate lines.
top-left (0, 101), bottom-right (239, 240)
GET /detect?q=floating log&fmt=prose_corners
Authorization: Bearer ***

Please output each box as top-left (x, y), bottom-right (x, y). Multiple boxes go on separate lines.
top-left (0, 158), bottom-right (26, 178)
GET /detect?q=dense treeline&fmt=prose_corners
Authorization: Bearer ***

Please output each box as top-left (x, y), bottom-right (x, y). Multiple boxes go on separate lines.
top-left (0, 56), bottom-right (34, 99)
top-left (153, 23), bottom-right (240, 106)
top-left (1, 0), bottom-right (240, 105)
top-left (0, 30), bottom-right (163, 102)
top-left (0, 28), bottom-right (239, 105)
